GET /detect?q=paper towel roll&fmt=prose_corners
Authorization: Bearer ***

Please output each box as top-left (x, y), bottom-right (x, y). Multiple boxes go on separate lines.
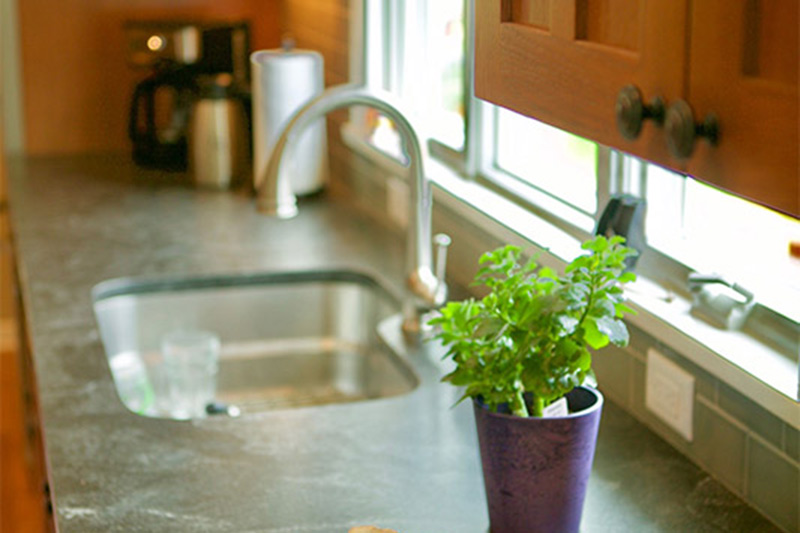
top-left (251, 48), bottom-right (329, 196)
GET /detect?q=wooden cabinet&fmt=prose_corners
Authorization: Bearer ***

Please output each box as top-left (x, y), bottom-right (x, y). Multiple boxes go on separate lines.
top-left (475, 0), bottom-right (799, 217)
top-left (7, 261), bottom-right (55, 532)
top-left (685, 0), bottom-right (798, 217)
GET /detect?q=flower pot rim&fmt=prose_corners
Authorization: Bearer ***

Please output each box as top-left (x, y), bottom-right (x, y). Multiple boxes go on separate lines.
top-left (473, 385), bottom-right (604, 421)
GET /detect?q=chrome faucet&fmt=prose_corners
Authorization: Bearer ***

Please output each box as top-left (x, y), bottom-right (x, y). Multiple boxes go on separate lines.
top-left (255, 84), bottom-right (449, 336)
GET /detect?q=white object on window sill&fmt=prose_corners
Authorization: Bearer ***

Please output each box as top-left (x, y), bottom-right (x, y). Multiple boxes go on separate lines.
top-left (340, 122), bottom-right (799, 428)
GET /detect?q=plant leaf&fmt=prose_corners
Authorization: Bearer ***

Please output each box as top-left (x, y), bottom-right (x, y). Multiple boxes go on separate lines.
top-left (596, 316), bottom-right (630, 346)
top-left (473, 316), bottom-right (505, 339)
top-left (557, 314), bottom-right (580, 334)
top-left (581, 318), bottom-right (610, 350)
top-left (614, 302), bottom-right (637, 317)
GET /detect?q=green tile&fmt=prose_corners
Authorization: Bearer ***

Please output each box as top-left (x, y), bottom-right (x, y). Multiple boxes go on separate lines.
top-left (594, 345), bottom-right (632, 408)
top-left (785, 425), bottom-right (799, 461)
top-left (627, 324), bottom-right (652, 358)
top-left (630, 356), bottom-right (650, 421)
top-left (718, 382), bottom-right (784, 449)
top-left (747, 438), bottom-right (799, 533)
top-left (695, 380), bottom-right (717, 404)
top-left (692, 400), bottom-right (747, 494)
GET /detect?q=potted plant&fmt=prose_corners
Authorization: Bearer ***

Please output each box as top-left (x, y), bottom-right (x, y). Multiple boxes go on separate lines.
top-left (430, 235), bottom-right (637, 533)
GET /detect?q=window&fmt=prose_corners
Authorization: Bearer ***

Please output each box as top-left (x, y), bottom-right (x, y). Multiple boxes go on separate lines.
top-left (359, 0), bottom-right (466, 160)
top-left (351, 0), bottom-right (799, 400)
top-left (420, 0), bottom-right (466, 151)
top-left (641, 163), bottom-right (800, 320)
top-left (495, 108), bottom-right (598, 216)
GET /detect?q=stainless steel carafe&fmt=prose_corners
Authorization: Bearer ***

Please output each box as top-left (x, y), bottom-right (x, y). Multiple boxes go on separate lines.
top-left (188, 74), bottom-right (248, 189)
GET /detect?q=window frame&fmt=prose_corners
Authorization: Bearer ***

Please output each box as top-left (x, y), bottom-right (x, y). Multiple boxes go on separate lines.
top-left (345, 0), bottom-right (799, 417)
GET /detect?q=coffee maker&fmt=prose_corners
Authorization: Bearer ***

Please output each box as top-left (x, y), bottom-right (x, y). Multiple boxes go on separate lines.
top-left (125, 20), bottom-right (250, 171)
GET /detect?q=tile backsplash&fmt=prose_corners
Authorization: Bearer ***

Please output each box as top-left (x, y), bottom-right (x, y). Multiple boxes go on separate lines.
top-left (595, 328), bottom-right (799, 533)
top-left (333, 147), bottom-right (799, 533)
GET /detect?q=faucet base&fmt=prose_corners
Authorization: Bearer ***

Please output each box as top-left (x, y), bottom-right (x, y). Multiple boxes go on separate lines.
top-left (256, 199), bottom-right (299, 219)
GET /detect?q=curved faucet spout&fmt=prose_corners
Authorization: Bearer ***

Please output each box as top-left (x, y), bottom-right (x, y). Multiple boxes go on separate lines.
top-left (255, 83), bottom-right (446, 335)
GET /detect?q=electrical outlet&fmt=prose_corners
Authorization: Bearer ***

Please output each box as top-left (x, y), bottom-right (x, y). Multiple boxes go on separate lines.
top-left (386, 176), bottom-right (409, 230)
top-left (645, 348), bottom-right (695, 441)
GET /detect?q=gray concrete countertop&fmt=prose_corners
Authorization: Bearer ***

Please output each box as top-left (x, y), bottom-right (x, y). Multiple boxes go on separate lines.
top-left (7, 154), bottom-right (780, 532)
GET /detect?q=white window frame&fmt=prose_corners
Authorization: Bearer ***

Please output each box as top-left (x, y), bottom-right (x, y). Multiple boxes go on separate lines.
top-left (345, 0), bottom-right (799, 424)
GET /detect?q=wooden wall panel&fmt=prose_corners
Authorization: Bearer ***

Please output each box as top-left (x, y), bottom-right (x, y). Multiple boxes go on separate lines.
top-left (282, 0), bottom-right (351, 186)
top-left (17, 0), bottom-right (282, 154)
top-left (283, 0), bottom-right (349, 87)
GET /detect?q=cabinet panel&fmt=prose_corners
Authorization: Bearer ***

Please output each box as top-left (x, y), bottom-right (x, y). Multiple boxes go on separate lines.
top-left (510, 0), bottom-right (551, 30)
top-left (476, 0), bottom-right (688, 168)
top-left (687, 0), bottom-right (798, 216)
top-left (575, 0), bottom-right (640, 51)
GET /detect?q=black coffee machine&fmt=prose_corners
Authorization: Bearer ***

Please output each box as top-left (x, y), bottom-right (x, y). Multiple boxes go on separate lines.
top-left (125, 20), bottom-right (250, 171)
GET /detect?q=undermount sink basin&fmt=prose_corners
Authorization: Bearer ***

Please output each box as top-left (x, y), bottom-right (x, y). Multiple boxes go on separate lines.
top-left (92, 270), bottom-right (418, 419)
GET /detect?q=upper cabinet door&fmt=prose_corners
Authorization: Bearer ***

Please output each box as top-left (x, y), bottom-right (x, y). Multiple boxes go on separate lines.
top-left (475, 0), bottom-right (688, 166)
top-left (476, 0), bottom-right (800, 217)
top-left (685, 0), bottom-right (798, 217)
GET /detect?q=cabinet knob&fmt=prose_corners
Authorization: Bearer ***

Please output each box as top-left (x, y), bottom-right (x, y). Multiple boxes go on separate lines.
top-left (615, 85), bottom-right (665, 140)
top-left (665, 99), bottom-right (719, 159)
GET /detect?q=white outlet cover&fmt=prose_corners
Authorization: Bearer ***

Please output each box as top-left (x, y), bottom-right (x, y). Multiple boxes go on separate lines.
top-left (645, 348), bottom-right (695, 442)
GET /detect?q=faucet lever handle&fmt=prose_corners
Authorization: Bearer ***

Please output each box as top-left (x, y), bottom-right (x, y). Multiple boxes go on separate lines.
top-left (433, 233), bottom-right (451, 301)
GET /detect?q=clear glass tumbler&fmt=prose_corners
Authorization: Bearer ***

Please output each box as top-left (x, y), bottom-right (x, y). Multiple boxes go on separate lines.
top-left (161, 329), bottom-right (221, 419)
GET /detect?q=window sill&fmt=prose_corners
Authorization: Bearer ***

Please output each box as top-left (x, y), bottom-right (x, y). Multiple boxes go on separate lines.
top-left (340, 123), bottom-right (799, 428)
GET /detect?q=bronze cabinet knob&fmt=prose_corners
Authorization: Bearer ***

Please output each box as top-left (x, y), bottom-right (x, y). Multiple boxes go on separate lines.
top-left (665, 99), bottom-right (719, 159)
top-left (615, 85), bottom-right (665, 140)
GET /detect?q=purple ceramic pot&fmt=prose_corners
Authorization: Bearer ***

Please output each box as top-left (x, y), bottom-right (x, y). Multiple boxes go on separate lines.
top-left (473, 386), bottom-right (604, 533)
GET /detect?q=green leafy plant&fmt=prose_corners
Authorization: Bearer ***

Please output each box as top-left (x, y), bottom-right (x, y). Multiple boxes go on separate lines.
top-left (429, 235), bottom-right (638, 418)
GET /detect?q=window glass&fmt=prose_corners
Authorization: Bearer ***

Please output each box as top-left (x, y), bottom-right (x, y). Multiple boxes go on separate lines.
top-left (644, 164), bottom-right (800, 319)
top-left (424, 0), bottom-right (465, 150)
top-left (363, 0), bottom-right (465, 159)
top-left (495, 108), bottom-right (598, 215)
top-left (367, 108), bottom-right (404, 162)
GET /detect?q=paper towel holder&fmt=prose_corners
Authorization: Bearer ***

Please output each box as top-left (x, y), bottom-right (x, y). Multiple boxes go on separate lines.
top-left (250, 45), bottom-right (328, 198)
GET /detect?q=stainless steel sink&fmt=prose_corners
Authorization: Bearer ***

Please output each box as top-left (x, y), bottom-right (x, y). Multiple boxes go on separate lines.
top-left (92, 270), bottom-right (419, 419)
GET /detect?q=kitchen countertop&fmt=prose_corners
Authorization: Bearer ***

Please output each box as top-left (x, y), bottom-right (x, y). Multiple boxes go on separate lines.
top-left (7, 154), bottom-right (781, 532)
